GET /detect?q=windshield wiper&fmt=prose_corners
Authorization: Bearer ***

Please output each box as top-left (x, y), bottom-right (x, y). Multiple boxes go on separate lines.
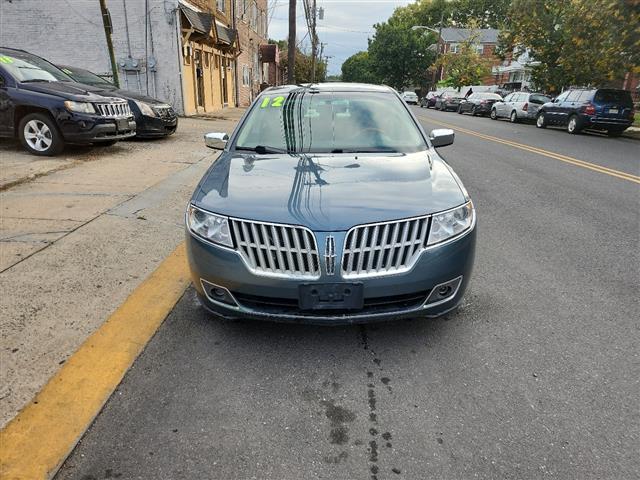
top-left (236, 145), bottom-right (289, 154)
top-left (330, 147), bottom-right (399, 153)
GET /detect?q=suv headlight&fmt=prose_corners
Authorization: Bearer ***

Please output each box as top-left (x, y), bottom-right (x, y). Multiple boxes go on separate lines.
top-left (64, 101), bottom-right (96, 114)
top-left (134, 100), bottom-right (156, 117)
top-left (187, 204), bottom-right (233, 248)
top-left (427, 202), bottom-right (474, 245)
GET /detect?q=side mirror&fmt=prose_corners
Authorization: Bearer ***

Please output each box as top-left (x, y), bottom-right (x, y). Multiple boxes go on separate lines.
top-left (429, 128), bottom-right (455, 148)
top-left (204, 132), bottom-right (229, 150)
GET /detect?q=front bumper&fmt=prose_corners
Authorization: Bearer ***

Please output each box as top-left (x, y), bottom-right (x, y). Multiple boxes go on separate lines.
top-left (186, 225), bottom-right (476, 325)
top-left (58, 112), bottom-right (136, 143)
top-left (135, 113), bottom-right (178, 138)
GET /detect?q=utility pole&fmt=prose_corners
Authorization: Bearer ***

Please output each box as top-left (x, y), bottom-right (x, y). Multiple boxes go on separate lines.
top-left (318, 42), bottom-right (325, 81)
top-left (431, 10), bottom-right (444, 91)
top-left (310, 0), bottom-right (317, 82)
top-left (287, 0), bottom-right (296, 84)
top-left (99, 0), bottom-right (119, 87)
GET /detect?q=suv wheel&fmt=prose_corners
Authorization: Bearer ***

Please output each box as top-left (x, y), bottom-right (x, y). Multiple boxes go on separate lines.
top-left (471, 106), bottom-right (477, 116)
top-left (510, 111), bottom-right (518, 123)
top-left (490, 109), bottom-right (497, 120)
top-left (19, 113), bottom-right (64, 156)
top-left (536, 112), bottom-right (547, 128)
top-left (567, 115), bottom-right (581, 134)
top-left (457, 105), bottom-right (463, 114)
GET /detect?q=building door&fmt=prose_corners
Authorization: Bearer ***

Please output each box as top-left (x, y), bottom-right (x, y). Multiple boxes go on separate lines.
top-left (221, 57), bottom-right (228, 106)
top-left (194, 50), bottom-right (205, 108)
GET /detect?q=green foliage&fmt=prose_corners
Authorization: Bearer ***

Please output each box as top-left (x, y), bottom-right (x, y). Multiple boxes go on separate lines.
top-left (435, 32), bottom-right (492, 88)
top-left (341, 51), bottom-right (378, 84)
top-left (499, 0), bottom-right (640, 93)
top-left (367, 17), bottom-right (435, 90)
top-left (274, 39), bottom-right (327, 83)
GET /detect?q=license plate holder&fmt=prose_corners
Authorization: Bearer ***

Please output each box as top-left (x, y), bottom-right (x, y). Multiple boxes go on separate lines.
top-left (609, 108), bottom-right (618, 114)
top-left (116, 118), bottom-right (130, 131)
top-left (299, 283), bottom-right (364, 310)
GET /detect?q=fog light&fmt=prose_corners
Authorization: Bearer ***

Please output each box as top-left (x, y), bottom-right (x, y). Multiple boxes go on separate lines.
top-left (425, 276), bottom-right (463, 306)
top-left (200, 279), bottom-right (238, 307)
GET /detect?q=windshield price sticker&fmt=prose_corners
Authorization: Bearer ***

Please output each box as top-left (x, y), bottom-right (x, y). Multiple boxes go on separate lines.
top-left (0, 55), bottom-right (14, 64)
top-left (260, 96), bottom-right (285, 108)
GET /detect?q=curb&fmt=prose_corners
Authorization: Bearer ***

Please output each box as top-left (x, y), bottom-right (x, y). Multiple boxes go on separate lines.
top-left (0, 243), bottom-right (190, 479)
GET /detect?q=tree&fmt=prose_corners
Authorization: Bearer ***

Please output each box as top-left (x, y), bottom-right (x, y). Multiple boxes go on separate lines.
top-left (450, 0), bottom-right (510, 29)
top-left (368, 18), bottom-right (435, 90)
top-left (341, 51), bottom-right (378, 84)
top-left (499, 0), bottom-right (640, 93)
top-left (271, 40), bottom-right (327, 83)
top-left (435, 32), bottom-right (492, 88)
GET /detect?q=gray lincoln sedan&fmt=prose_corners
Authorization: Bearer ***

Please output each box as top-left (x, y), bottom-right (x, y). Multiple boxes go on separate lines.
top-left (185, 83), bottom-right (476, 324)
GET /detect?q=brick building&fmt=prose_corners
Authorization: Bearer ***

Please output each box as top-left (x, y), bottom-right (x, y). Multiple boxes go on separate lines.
top-left (434, 28), bottom-right (501, 86)
top-left (234, 0), bottom-right (269, 107)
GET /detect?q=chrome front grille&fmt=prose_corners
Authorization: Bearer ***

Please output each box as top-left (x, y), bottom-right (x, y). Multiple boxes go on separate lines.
top-left (95, 102), bottom-right (131, 117)
top-left (342, 216), bottom-right (430, 278)
top-left (230, 219), bottom-right (321, 279)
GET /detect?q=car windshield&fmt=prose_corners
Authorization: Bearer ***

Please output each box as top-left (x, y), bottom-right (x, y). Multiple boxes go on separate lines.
top-left (234, 90), bottom-right (427, 154)
top-left (0, 51), bottom-right (72, 82)
top-left (59, 66), bottom-right (116, 88)
top-left (595, 89), bottom-right (632, 107)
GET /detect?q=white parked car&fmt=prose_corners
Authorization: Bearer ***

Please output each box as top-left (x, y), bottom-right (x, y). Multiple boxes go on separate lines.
top-left (401, 91), bottom-right (419, 105)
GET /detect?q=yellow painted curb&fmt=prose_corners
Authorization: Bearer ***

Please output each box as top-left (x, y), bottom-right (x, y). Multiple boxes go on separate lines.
top-left (0, 243), bottom-right (190, 480)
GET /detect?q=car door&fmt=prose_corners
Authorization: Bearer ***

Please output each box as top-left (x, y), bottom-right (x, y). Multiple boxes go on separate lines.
top-left (545, 91), bottom-right (568, 124)
top-left (463, 93), bottom-right (475, 112)
top-left (559, 90), bottom-right (582, 125)
top-left (0, 69), bottom-right (15, 137)
top-left (497, 93), bottom-right (511, 117)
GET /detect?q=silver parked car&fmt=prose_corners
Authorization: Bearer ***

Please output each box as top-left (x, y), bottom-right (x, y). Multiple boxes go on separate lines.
top-left (490, 91), bottom-right (552, 123)
top-left (401, 91), bottom-right (419, 105)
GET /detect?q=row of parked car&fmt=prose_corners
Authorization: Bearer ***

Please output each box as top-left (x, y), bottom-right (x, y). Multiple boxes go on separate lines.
top-left (414, 87), bottom-right (636, 137)
top-left (0, 47), bottom-right (178, 156)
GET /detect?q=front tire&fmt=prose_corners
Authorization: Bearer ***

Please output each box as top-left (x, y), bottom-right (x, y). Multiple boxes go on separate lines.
top-left (536, 112), bottom-right (547, 129)
top-left (18, 113), bottom-right (64, 156)
top-left (490, 108), bottom-right (497, 120)
top-left (471, 106), bottom-right (477, 116)
top-left (567, 115), bottom-right (581, 134)
top-left (510, 111), bottom-right (518, 123)
top-left (457, 105), bottom-right (463, 114)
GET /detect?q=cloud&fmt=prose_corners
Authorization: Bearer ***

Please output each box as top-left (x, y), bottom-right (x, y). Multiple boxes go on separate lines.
top-left (268, 0), bottom-right (414, 75)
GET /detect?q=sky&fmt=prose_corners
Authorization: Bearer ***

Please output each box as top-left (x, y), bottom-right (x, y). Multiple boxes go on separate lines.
top-left (267, 0), bottom-right (414, 75)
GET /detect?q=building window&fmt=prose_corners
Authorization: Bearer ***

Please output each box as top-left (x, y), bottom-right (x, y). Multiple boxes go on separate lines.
top-left (449, 43), bottom-right (458, 53)
top-left (250, 1), bottom-right (257, 30)
top-left (204, 52), bottom-right (210, 68)
top-left (217, 0), bottom-right (225, 13)
top-left (475, 44), bottom-right (484, 55)
top-left (242, 65), bottom-right (250, 86)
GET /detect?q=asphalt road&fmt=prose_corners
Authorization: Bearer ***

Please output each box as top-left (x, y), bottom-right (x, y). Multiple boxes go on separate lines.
top-left (57, 107), bottom-right (639, 479)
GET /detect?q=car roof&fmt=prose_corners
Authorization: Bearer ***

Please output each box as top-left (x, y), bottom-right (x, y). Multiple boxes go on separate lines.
top-left (263, 83), bottom-right (396, 94)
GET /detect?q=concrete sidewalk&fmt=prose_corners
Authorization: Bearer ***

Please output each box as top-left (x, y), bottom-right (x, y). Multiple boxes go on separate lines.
top-left (0, 110), bottom-right (245, 428)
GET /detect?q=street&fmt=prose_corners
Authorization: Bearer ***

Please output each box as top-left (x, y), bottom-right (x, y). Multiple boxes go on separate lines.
top-left (54, 108), bottom-right (639, 479)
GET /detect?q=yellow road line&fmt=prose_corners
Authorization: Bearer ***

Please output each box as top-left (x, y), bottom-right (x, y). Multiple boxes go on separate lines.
top-left (417, 113), bottom-right (640, 185)
top-left (0, 243), bottom-right (190, 480)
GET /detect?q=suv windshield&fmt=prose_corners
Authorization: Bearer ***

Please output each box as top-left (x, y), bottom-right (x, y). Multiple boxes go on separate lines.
top-left (0, 50), bottom-right (72, 82)
top-left (59, 65), bottom-right (116, 89)
top-left (234, 90), bottom-right (427, 154)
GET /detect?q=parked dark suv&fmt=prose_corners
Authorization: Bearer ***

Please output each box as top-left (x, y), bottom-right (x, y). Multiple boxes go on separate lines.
top-left (58, 65), bottom-right (178, 138)
top-left (536, 88), bottom-right (634, 136)
top-left (0, 47), bottom-right (136, 155)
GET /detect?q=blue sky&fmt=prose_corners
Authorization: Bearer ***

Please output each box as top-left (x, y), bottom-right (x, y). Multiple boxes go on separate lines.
top-left (267, 0), bottom-right (414, 75)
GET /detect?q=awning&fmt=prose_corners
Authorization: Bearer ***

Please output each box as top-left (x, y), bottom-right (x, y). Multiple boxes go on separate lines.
top-left (215, 20), bottom-right (237, 46)
top-left (180, 3), bottom-right (213, 35)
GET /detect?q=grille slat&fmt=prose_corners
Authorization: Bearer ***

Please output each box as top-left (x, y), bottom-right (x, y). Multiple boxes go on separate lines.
top-left (94, 101), bottom-right (132, 118)
top-left (231, 218), bottom-right (320, 278)
top-left (342, 215), bottom-right (430, 279)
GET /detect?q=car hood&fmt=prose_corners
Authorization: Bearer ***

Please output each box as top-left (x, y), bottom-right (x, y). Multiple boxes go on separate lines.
top-left (18, 81), bottom-right (120, 102)
top-left (81, 85), bottom-right (166, 105)
top-left (192, 151), bottom-right (467, 231)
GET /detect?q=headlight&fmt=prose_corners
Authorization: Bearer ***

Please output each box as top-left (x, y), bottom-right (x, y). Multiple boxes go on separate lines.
top-left (64, 101), bottom-right (95, 114)
top-left (427, 202), bottom-right (474, 246)
top-left (134, 100), bottom-right (156, 117)
top-left (187, 204), bottom-right (233, 248)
